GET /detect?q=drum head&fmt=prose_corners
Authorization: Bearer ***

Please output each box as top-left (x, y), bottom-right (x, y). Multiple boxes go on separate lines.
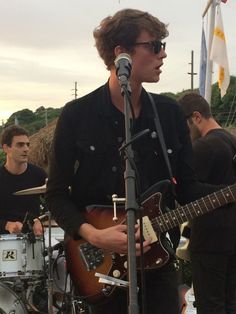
top-left (0, 282), bottom-right (27, 314)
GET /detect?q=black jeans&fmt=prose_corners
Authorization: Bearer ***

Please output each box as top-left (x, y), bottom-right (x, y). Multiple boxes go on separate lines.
top-left (191, 252), bottom-right (236, 314)
top-left (89, 262), bottom-right (180, 314)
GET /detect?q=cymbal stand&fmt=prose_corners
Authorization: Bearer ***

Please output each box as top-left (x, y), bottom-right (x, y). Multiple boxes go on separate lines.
top-left (44, 210), bottom-right (54, 314)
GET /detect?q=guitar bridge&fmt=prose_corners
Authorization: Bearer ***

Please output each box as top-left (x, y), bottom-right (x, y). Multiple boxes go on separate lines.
top-left (79, 242), bottom-right (104, 271)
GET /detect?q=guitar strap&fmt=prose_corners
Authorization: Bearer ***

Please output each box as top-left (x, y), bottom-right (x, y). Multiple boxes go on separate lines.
top-left (147, 92), bottom-right (176, 187)
top-left (147, 92), bottom-right (180, 251)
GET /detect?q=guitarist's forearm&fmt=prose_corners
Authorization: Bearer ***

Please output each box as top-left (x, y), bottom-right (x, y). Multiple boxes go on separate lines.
top-left (79, 223), bottom-right (99, 245)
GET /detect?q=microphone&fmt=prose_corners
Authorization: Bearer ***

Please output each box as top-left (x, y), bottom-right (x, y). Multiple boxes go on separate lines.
top-left (114, 53), bottom-right (132, 82)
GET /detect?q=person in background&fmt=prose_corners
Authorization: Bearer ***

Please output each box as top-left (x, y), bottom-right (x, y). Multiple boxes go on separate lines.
top-left (179, 92), bottom-right (236, 314)
top-left (0, 125), bottom-right (47, 235)
top-left (46, 9), bottom-right (219, 314)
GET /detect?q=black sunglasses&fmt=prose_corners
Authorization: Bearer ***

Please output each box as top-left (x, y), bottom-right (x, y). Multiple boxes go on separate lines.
top-left (133, 40), bottom-right (166, 54)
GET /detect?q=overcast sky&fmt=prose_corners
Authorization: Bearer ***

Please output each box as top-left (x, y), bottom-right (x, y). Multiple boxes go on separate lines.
top-left (0, 0), bottom-right (235, 122)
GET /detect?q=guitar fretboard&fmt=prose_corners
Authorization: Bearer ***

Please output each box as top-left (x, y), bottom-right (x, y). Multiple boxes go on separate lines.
top-left (152, 184), bottom-right (236, 233)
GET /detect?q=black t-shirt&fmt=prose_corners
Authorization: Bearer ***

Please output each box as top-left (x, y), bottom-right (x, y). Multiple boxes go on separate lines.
top-left (0, 163), bottom-right (47, 233)
top-left (190, 129), bottom-right (236, 253)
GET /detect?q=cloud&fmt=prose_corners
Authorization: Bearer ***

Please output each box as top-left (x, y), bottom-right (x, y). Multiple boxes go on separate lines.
top-left (0, 0), bottom-right (235, 123)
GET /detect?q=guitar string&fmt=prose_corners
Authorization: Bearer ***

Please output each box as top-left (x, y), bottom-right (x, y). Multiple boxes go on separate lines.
top-left (148, 185), bottom-right (236, 233)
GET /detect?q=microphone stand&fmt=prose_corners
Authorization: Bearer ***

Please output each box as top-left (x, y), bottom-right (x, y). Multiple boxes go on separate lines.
top-left (119, 76), bottom-right (139, 314)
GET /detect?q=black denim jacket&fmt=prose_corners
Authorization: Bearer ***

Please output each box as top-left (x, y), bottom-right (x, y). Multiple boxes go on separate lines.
top-left (46, 82), bottom-right (210, 240)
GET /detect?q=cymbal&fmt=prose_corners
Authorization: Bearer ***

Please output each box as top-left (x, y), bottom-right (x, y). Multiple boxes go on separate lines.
top-left (14, 184), bottom-right (46, 195)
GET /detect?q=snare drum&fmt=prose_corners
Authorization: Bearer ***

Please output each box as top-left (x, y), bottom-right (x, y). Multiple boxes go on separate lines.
top-left (0, 234), bottom-right (44, 278)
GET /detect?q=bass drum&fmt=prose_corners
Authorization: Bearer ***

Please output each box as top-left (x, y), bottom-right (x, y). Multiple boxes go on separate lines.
top-left (0, 281), bottom-right (27, 314)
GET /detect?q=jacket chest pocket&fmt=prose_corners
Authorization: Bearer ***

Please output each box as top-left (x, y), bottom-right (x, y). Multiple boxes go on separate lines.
top-left (75, 139), bottom-right (123, 180)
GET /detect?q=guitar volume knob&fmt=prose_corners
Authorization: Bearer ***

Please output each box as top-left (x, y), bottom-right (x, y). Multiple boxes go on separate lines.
top-left (113, 270), bottom-right (121, 278)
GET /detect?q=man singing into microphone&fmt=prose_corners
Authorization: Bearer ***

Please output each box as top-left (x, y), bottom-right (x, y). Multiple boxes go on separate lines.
top-left (46, 9), bottom-right (217, 314)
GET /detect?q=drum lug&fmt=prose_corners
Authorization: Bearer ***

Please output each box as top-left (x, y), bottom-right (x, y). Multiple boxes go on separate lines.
top-left (22, 255), bottom-right (27, 268)
top-left (22, 241), bottom-right (26, 252)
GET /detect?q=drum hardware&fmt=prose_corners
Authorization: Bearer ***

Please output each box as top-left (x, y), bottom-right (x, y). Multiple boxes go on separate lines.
top-left (37, 210), bottom-right (54, 314)
top-left (49, 245), bottom-right (89, 313)
top-left (42, 214), bottom-right (80, 313)
top-left (22, 213), bottom-right (38, 261)
top-left (0, 212), bottom-right (89, 313)
top-left (0, 277), bottom-right (48, 313)
top-left (30, 280), bottom-right (49, 313)
top-left (70, 295), bottom-right (91, 314)
top-left (38, 210), bottom-right (76, 313)
top-left (20, 278), bottom-right (48, 313)
top-left (65, 298), bottom-right (87, 314)
top-left (0, 258), bottom-right (88, 313)
top-left (53, 291), bottom-right (89, 314)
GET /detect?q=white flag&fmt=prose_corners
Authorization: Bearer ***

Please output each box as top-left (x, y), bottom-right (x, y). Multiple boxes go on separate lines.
top-left (210, 5), bottom-right (230, 98)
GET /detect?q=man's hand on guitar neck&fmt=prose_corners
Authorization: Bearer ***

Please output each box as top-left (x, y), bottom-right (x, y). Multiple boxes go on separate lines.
top-left (79, 223), bottom-right (152, 256)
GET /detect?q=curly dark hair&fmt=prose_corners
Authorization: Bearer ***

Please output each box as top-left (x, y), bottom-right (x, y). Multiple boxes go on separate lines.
top-left (93, 8), bottom-right (168, 69)
top-left (1, 125), bottom-right (29, 147)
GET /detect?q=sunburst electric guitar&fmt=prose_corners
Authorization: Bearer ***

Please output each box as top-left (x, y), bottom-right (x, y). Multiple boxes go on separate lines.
top-left (65, 180), bottom-right (236, 304)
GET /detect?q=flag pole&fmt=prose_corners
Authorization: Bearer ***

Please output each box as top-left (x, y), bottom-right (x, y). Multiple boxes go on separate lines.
top-left (202, 0), bottom-right (213, 18)
top-left (203, 0), bottom-right (217, 104)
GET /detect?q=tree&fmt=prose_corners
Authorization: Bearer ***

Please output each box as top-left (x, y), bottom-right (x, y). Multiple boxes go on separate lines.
top-left (1, 106), bottom-right (63, 135)
top-left (1, 76), bottom-right (235, 137)
top-left (211, 76), bottom-right (236, 126)
top-left (7, 109), bottom-right (35, 126)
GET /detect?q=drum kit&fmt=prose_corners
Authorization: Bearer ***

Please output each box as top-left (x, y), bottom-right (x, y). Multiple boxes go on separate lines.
top-left (0, 184), bottom-right (88, 314)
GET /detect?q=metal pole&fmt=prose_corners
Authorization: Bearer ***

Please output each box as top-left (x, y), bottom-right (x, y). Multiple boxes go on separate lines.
top-left (47, 210), bottom-right (54, 314)
top-left (188, 50), bottom-right (197, 90)
top-left (74, 82), bottom-right (78, 99)
top-left (119, 79), bottom-right (139, 314)
top-left (202, 0), bottom-right (213, 18)
top-left (204, 0), bottom-right (217, 104)
top-left (123, 89), bottom-right (139, 314)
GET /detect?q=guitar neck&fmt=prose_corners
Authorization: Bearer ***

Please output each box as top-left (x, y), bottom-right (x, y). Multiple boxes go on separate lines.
top-left (155, 183), bottom-right (236, 233)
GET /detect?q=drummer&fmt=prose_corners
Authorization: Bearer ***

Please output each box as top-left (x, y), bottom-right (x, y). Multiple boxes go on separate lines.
top-left (0, 125), bottom-right (47, 235)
